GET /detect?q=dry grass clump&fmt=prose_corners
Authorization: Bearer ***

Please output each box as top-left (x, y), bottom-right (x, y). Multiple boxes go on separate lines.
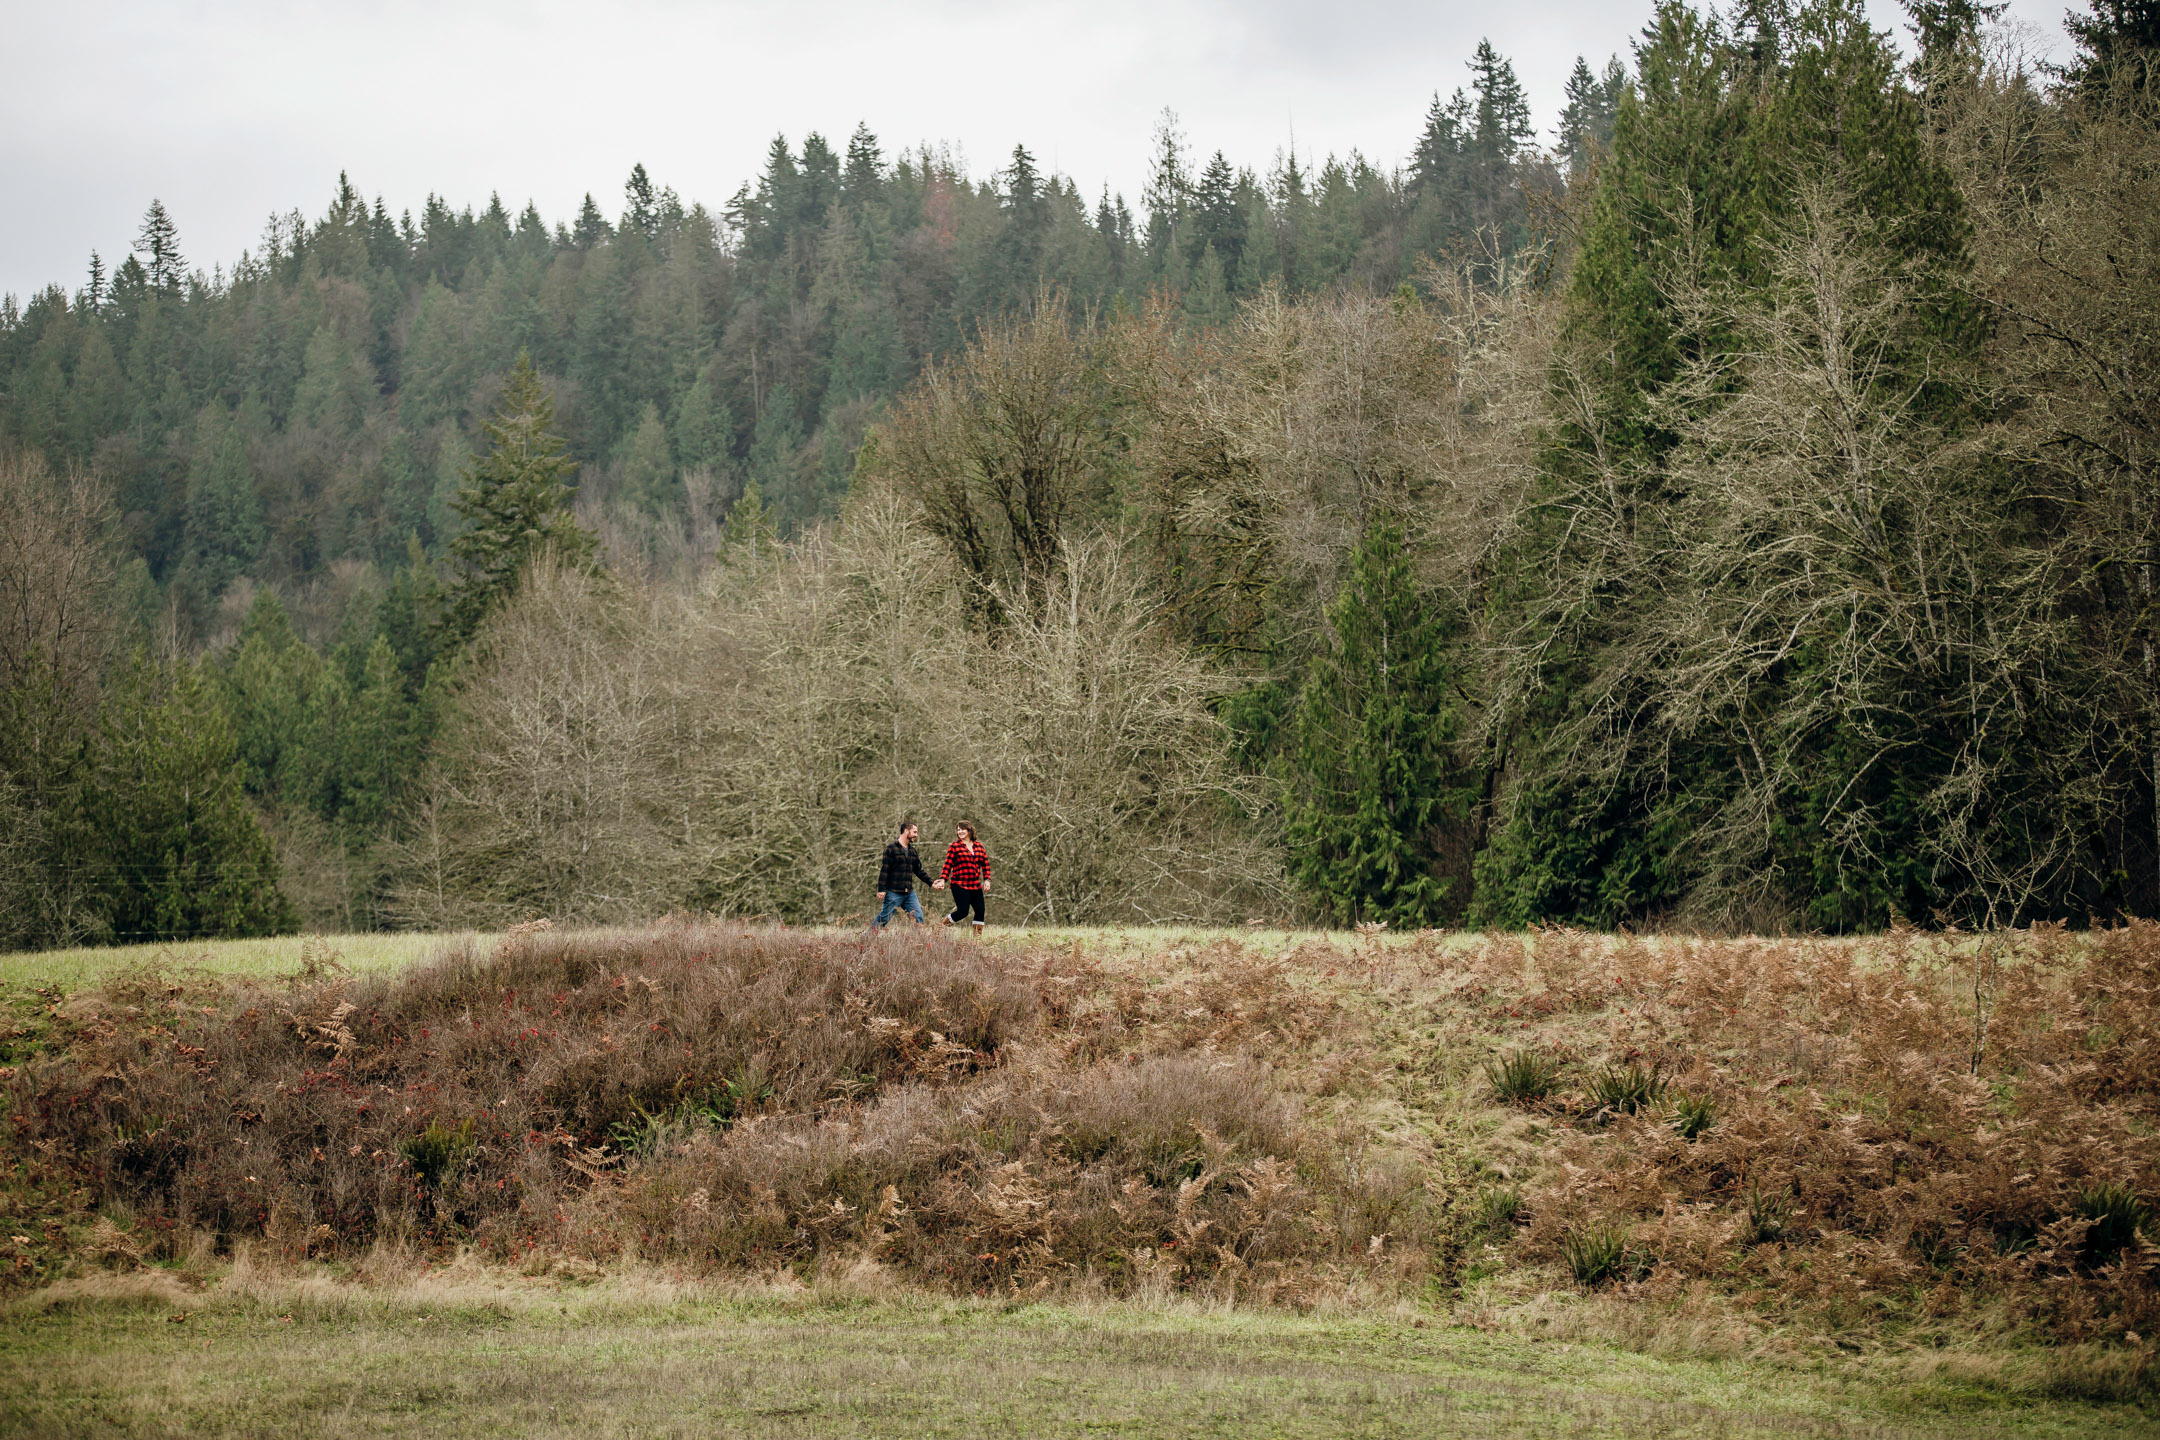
top-left (4, 924), bottom-right (1424, 1300)
top-left (1451, 923), bottom-right (2160, 1355)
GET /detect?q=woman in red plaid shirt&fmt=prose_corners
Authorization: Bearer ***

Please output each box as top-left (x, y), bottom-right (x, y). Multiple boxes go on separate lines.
top-left (932, 822), bottom-right (991, 934)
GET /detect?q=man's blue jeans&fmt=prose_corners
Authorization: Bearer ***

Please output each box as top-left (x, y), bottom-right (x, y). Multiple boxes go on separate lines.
top-left (873, 890), bottom-right (926, 927)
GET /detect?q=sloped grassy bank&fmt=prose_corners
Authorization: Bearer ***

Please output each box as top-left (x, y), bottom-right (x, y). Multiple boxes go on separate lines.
top-left (3, 921), bottom-right (2157, 1407)
top-left (4, 925), bottom-right (1429, 1301)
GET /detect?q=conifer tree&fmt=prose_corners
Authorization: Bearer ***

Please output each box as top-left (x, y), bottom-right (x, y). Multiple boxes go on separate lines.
top-left (1559, 56), bottom-right (1629, 178)
top-left (1409, 89), bottom-right (1469, 200)
top-left (623, 163), bottom-right (660, 241)
top-left (572, 193), bottom-right (611, 249)
top-left (2062, 0), bottom-right (2160, 95)
top-left (87, 656), bottom-right (294, 941)
top-left (843, 122), bottom-right (886, 203)
top-left (716, 477), bottom-right (779, 563)
top-left (182, 410), bottom-right (266, 603)
top-left (1284, 522), bottom-right (1468, 926)
top-left (749, 385), bottom-right (807, 528)
top-left (1143, 109), bottom-right (1191, 275)
top-left (1468, 40), bottom-right (1536, 160)
top-left (443, 352), bottom-right (595, 643)
top-left (134, 199), bottom-right (184, 291)
top-left (1903, 0), bottom-right (2003, 78)
top-left (220, 588), bottom-right (322, 800)
top-left (615, 402), bottom-right (675, 514)
top-left (673, 366), bottom-right (735, 474)
top-left (1192, 152), bottom-right (1248, 273)
top-left (1183, 244), bottom-right (1235, 328)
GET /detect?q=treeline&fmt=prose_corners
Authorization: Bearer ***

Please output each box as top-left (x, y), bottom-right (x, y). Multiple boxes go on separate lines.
top-left (4, 0), bottom-right (2158, 941)
top-left (0, 36), bottom-right (1586, 614)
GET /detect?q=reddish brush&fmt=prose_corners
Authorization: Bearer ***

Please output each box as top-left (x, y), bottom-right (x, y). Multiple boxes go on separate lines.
top-left (1450, 923), bottom-right (2160, 1347)
top-left (6, 924), bottom-right (1409, 1299)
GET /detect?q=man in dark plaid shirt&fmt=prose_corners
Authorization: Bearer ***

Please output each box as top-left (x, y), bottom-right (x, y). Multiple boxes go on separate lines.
top-left (869, 821), bottom-right (932, 930)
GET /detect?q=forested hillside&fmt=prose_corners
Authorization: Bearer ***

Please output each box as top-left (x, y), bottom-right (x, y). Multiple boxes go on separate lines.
top-left (2, 0), bottom-right (2157, 943)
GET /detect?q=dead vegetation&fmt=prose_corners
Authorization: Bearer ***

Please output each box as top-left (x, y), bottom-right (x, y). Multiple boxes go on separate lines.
top-left (1436, 924), bottom-right (2160, 1379)
top-left (2, 924), bottom-right (1429, 1304)
top-left (4, 920), bottom-right (2158, 1401)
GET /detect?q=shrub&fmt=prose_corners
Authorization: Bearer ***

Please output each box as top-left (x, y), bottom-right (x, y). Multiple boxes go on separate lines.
top-left (1586, 1062), bottom-right (1667, 1116)
top-left (1669, 1092), bottom-right (1715, 1140)
top-left (1740, 1183), bottom-right (1792, 1247)
top-left (1562, 1221), bottom-right (1633, 1287)
top-left (2073, 1182), bottom-right (2151, 1262)
top-left (1476, 1187), bottom-right (1524, 1235)
top-left (6, 924), bottom-right (1404, 1299)
top-left (1484, 1049), bottom-right (1562, 1104)
top-left (401, 1119), bottom-right (475, 1189)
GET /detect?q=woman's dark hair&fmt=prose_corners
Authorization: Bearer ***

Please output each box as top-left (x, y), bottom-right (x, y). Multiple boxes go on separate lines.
top-left (956, 822), bottom-right (977, 842)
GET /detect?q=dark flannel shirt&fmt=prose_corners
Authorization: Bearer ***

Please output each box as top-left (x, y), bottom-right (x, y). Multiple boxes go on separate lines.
top-left (939, 841), bottom-right (991, 890)
top-left (877, 838), bottom-right (931, 894)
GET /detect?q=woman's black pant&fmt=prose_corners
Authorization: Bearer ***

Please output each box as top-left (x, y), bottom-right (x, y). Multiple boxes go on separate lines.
top-left (948, 886), bottom-right (985, 924)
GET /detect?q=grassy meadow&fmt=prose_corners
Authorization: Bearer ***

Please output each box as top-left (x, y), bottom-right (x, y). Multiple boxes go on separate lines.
top-left (0, 921), bottom-right (2153, 1437)
top-left (6, 1276), bottom-right (2149, 1440)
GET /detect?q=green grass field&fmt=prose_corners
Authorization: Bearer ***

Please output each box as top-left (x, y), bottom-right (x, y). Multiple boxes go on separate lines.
top-left (0, 925), bottom-right (1351, 992)
top-left (3, 1280), bottom-right (2147, 1440)
top-left (0, 930), bottom-right (483, 992)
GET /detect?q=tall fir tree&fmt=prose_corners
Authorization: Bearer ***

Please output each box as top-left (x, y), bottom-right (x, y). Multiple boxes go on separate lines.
top-left (2062, 0), bottom-right (2160, 95)
top-left (749, 385), bottom-right (809, 529)
top-left (88, 656), bottom-right (295, 941)
top-left (134, 199), bottom-right (184, 291)
top-left (1558, 56), bottom-right (1630, 179)
top-left (1284, 522), bottom-right (1470, 926)
top-left (181, 408), bottom-right (266, 605)
top-left (443, 352), bottom-right (596, 642)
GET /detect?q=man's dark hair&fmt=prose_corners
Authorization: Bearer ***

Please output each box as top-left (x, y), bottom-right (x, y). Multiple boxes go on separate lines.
top-left (898, 819), bottom-right (917, 835)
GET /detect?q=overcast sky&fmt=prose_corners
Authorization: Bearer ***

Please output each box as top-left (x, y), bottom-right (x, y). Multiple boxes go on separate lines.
top-left (1, 0), bottom-right (2074, 304)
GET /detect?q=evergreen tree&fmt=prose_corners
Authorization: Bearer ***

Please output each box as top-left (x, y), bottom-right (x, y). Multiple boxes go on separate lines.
top-left (572, 193), bottom-right (612, 249)
top-left (2062, 0), bottom-right (2160, 95)
top-left (991, 144), bottom-right (1049, 301)
top-left (182, 409), bottom-right (266, 603)
top-left (1284, 522), bottom-right (1469, 926)
top-left (1143, 108), bottom-right (1192, 275)
top-left (623, 163), bottom-right (660, 241)
top-left (220, 588), bottom-right (322, 800)
top-left (134, 199), bottom-right (184, 291)
top-left (378, 535), bottom-right (445, 693)
top-left (1469, 40), bottom-right (1536, 160)
top-left (749, 385), bottom-right (808, 528)
top-left (1903, 0), bottom-right (2004, 79)
top-left (843, 122), bottom-right (885, 204)
top-left (87, 656), bottom-right (295, 941)
top-left (1192, 151), bottom-right (1248, 274)
top-left (716, 476), bottom-right (779, 563)
top-left (443, 352), bottom-right (595, 642)
top-left (1410, 89), bottom-right (1470, 200)
top-left (1559, 55), bottom-right (1629, 178)
top-left (798, 132), bottom-right (842, 230)
top-left (1183, 243), bottom-right (1235, 328)
top-left (334, 635), bottom-right (417, 830)
top-left (614, 401), bottom-right (675, 513)
top-left (673, 364), bottom-right (736, 474)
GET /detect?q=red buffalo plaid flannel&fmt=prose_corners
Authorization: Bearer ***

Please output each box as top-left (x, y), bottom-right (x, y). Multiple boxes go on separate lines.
top-left (939, 839), bottom-right (991, 890)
